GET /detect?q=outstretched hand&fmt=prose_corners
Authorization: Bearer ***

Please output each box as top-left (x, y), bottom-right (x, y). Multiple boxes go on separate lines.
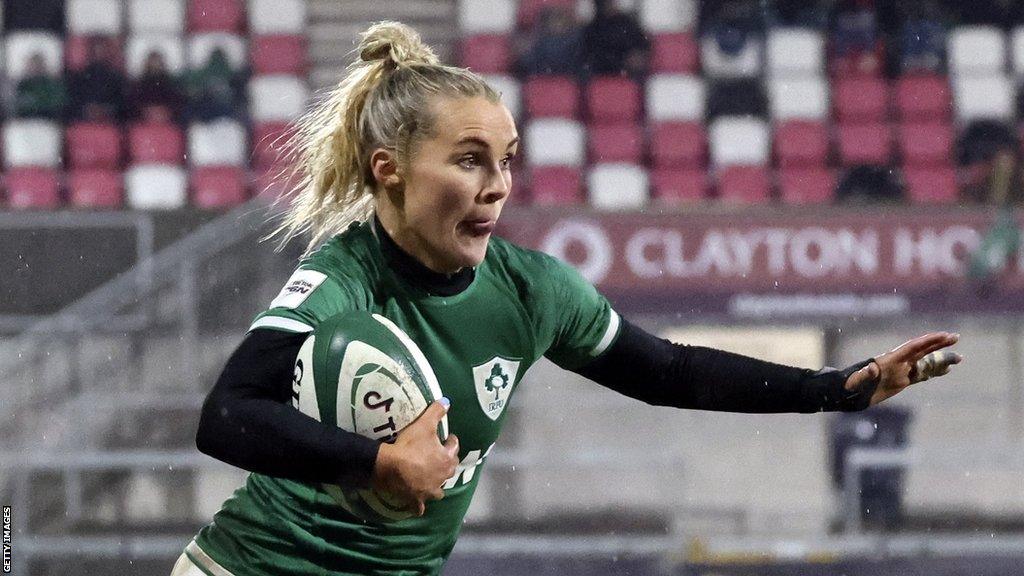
top-left (844, 332), bottom-right (962, 407)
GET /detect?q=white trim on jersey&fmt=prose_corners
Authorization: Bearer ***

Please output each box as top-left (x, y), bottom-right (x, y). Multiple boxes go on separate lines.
top-left (248, 316), bottom-right (314, 333)
top-left (591, 310), bottom-right (621, 358)
top-left (185, 539), bottom-right (237, 576)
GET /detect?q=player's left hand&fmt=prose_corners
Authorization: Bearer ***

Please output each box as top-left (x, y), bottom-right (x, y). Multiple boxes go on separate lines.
top-left (844, 332), bottom-right (962, 406)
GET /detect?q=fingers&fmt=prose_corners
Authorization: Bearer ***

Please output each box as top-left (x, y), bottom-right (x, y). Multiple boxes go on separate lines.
top-left (443, 433), bottom-right (460, 459)
top-left (410, 398), bottom-right (450, 434)
top-left (913, 350), bottom-right (963, 382)
top-left (893, 332), bottom-right (959, 361)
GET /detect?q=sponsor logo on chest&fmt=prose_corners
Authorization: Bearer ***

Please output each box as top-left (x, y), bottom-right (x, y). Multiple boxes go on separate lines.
top-left (472, 357), bottom-right (521, 421)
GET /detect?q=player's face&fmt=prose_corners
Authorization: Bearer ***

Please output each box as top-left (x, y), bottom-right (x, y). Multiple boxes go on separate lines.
top-left (390, 96), bottom-right (518, 274)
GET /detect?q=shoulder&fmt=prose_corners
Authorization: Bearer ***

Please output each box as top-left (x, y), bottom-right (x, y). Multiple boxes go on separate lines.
top-left (297, 221), bottom-right (383, 301)
top-left (484, 236), bottom-right (585, 300)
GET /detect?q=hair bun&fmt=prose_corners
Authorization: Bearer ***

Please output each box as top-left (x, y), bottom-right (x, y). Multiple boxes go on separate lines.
top-left (358, 21), bottom-right (439, 69)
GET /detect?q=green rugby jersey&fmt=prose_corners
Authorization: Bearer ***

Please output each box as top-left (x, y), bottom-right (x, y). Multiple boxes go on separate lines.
top-left (192, 219), bottom-right (620, 576)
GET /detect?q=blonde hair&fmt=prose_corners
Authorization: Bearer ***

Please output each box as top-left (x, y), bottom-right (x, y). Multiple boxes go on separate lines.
top-left (269, 21), bottom-right (501, 254)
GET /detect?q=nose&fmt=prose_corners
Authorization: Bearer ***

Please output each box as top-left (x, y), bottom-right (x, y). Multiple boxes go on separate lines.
top-left (481, 163), bottom-right (510, 204)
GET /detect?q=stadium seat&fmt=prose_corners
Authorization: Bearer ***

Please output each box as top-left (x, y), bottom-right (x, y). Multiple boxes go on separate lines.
top-left (779, 168), bottom-right (835, 204)
top-left (837, 123), bottom-right (893, 166)
top-left (4, 168), bottom-right (60, 209)
top-left (953, 75), bottom-right (1014, 121)
top-left (128, 122), bottom-right (185, 164)
top-left (68, 169), bottom-right (123, 209)
top-left (128, 0), bottom-right (185, 34)
top-left (126, 164), bottom-right (187, 209)
top-left (718, 166), bottom-right (770, 204)
top-left (459, 34), bottom-right (511, 74)
top-left (834, 76), bottom-right (889, 122)
top-left (485, 74), bottom-right (521, 118)
top-left (895, 75), bottom-right (951, 120)
top-left (518, 0), bottom-right (575, 29)
top-left (651, 168), bottom-right (707, 202)
top-left (66, 123), bottom-right (121, 169)
top-left (588, 123), bottom-right (643, 163)
top-left (774, 120), bottom-right (829, 168)
top-left (458, 0), bottom-right (516, 33)
top-left (709, 116), bottom-right (770, 166)
top-left (525, 119), bottom-right (585, 167)
top-left (766, 28), bottom-right (824, 76)
top-left (66, 0), bottom-right (123, 34)
top-left (650, 122), bottom-right (705, 168)
top-left (1012, 26), bottom-right (1024, 77)
top-left (5, 32), bottom-right (63, 80)
top-left (650, 33), bottom-right (699, 73)
top-left (252, 121), bottom-right (295, 168)
top-left (248, 75), bottom-right (309, 122)
top-left (191, 166), bottom-right (248, 208)
top-left (126, 35), bottom-right (185, 77)
top-left (589, 163), bottom-right (648, 210)
top-left (646, 74), bottom-right (705, 122)
top-left (640, 0), bottom-right (697, 32)
top-left (700, 33), bottom-right (762, 79)
top-left (251, 35), bottom-right (305, 75)
top-left (947, 25), bottom-right (1005, 76)
top-left (769, 76), bottom-right (829, 121)
top-left (904, 167), bottom-right (958, 204)
top-left (187, 33), bottom-right (247, 70)
top-left (188, 0), bottom-right (244, 32)
top-left (4, 120), bottom-right (62, 168)
top-left (523, 76), bottom-right (579, 119)
top-left (188, 120), bottom-right (247, 167)
top-left (249, 0), bottom-right (306, 34)
top-left (586, 77), bottom-right (641, 122)
top-left (529, 166), bottom-right (582, 205)
top-left (898, 122), bottom-right (953, 166)
top-left (66, 35), bottom-right (124, 71)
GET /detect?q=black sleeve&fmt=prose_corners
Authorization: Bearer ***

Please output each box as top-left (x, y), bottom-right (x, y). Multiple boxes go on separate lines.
top-left (575, 319), bottom-right (876, 413)
top-left (195, 328), bottom-right (381, 487)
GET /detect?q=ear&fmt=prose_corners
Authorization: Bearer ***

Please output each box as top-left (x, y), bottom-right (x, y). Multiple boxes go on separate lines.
top-left (369, 148), bottom-right (403, 192)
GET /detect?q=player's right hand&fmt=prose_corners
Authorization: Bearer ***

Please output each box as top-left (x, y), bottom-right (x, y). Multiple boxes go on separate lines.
top-left (371, 399), bottom-right (459, 516)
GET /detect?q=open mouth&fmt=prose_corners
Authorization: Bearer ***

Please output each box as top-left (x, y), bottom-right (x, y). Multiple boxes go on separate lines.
top-left (461, 219), bottom-right (495, 237)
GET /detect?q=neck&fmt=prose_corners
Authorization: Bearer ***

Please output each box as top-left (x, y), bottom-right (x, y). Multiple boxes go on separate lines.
top-left (372, 215), bottom-right (474, 297)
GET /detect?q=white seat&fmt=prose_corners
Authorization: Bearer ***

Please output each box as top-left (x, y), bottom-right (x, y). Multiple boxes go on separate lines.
top-left (67, 0), bottom-right (123, 34)
top-left (588, 163), bottom-right (648, 210)
top-left (640, 0), bottom-right (697, 32)
top-left (248, 75), bottom-right (310, 121)
top-left (458, 0), bottom-right (515, 33)
top-left (4, 120), bottom-right (62, 168)
top-left (646, 74), bottom-right (705, 121)
top-left (484, 74), bottom-right (521, 118)
top-left (948, 25), bottom-right (1006, 76)
top-left (128, 0), bottom-right (185, 34)
top-left (769, 76), bottom-right (829, 120)
top-left (953, 75), bottom-right (1014, 121)
top-left (5, 32), bottom-right (63, 80)
top-left (188, 120), bottom-right (247, 166)
top-left (126, 35), bottom-right (185, 77)
top-left (126, 164), bottom-right (187, 209)
top-left (709, 116), bottom-right (769, 166)
top-left (766, 28), bottom-right (824, 76)
top-left (525, 119), bottom-right (585, 167)
top-left (701, 33), bottom-right (762, 79)
top-left (249, 0), bottom-right (306, 34)
top-left (1010, 26), bottom-right (1024, 77)
top-left (187, 33), bottom-right (247, 70)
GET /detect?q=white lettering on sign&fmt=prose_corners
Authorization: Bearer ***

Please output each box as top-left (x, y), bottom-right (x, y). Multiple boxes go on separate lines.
top-left (894, 226), bottom-right (981, 276)
top-left (540, 219), bottom-right (613, 283)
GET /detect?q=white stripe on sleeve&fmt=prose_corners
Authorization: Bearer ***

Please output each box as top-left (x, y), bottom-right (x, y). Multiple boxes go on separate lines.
top-left (247, 316), bottom-right (315, 334)
top-left (590, 310), bottom-right (621, 357)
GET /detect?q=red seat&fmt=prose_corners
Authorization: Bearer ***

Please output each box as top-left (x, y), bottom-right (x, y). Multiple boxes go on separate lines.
top-left (251, 35), bottom-right (305, 75)
top-left (651, 168), bottom-right (707, 202)
top-left (529, 166), bottom-right (582, 205)
top-left (895, 75), bottom-right (951, 121)
top-left (779, 168), bottom-right (835, 204)
top-left (586, 77), bottom-right (641, 122)
top-left (459, 34), bottom-right (511, 73)
top-left (5, 168), bottom-right (60, 209)
top-left (523, 76), bottom-right (579, 119)
top-left (252, 121), bottom-right (295, 169)
top-left (191, 167), bottom-right (248, 208)
top-left (650, 122), bottom-right (705, 168)
top-left (650, 33), bottom-right (699, 73)
top-left (128, 122), bottom-right (185, 164)
top-left (66, 36), bottom-right (124, 71)
top-left (834, 77), bottom-right (889, 122)
top-left (518, 0), bottom-right (575, 28)
top-left (898, 122), bottom-right (953, 166)
top-left (774, 120), bottom-right (829, 168)
top-left (718, 166), bottom-right (770, 203)
top-left (904, 167), bottom-right (958, 204)
top-left (588, 123), bottom-right (643, 163)
top-left (837, 123), bottom-right (892, 166)
top-left (68, 169), bottom-right (123, 209)
top-left (66, 122), bottom-right (122, 169)
top-left (188, 0), bottom-right (244, 31)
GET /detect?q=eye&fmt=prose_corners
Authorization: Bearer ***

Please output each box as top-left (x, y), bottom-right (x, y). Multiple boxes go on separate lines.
top-left (458, 154), bottom-right (480, 169)
top-left (501, 154), bottom-right (516, 170)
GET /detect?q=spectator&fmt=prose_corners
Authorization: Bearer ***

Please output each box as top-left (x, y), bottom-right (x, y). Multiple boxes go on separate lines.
top-left (957, 120), bottom-right (1022, 204)
top-left (516, 6), bottom-right (582, 76)
top-left (14, 52), bottom-right (67, 120)
top-left (836, 165), bottom-right (903, 204)
top-left (4, 0), bottom-right (64, 32)
top-left (701, 0), bottom-right (764, 79)
top-left (581, 0), bottom-right (649, 77)
top-left (830, 0), bottom-right (882, 75)
top-left (67, 37), bottom-right (126, 121)
top-left (184, 48), bottom-right (247, 122)
top-left (128, 51), bottom-right (186, 123)
top-left (898, 1), bottom-right (945, 73)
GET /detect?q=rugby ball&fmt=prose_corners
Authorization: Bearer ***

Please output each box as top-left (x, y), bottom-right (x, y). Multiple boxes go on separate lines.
top-left (291, 311), bottom-right (447, 523)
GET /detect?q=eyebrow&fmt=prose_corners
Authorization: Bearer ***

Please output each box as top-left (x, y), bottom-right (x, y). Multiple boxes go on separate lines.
top-left (455, 136), bottom-right (520, 150)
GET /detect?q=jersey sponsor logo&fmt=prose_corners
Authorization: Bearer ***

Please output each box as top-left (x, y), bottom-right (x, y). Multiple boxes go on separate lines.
top-left (443, 444), bottom-right (493, 489)
top-left (472, 357), bottom-right (520, 421)
top-left (270, 269), bottom-right (327, 310)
